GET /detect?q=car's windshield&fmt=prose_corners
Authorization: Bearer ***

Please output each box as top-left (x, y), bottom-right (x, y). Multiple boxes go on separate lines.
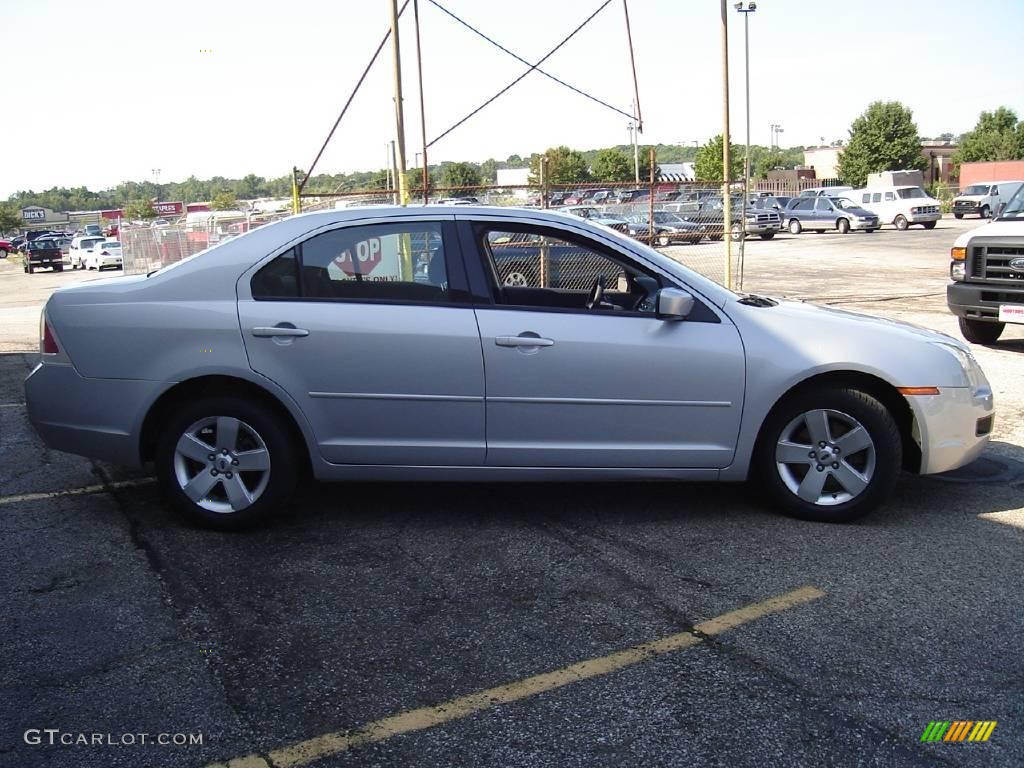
top-left (652, 212), bottom-right (684, 224)
top-left (100, 241), bottom-right (120, 249)
top-left (962, 184), bottom-right (992, 196)
top-left (896, 187), bottom-right (928, 199)
top-left (1000, 184), bottom-right (1024, 217)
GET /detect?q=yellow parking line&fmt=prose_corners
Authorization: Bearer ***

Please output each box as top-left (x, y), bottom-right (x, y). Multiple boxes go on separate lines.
top-left (209, 586), bottom-right (825, 768)
top-left (0, 477), bottom-right (155, 507)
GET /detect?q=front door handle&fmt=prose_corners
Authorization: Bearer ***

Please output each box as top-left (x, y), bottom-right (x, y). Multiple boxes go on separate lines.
top-left (252, 326), bottom-right (309, 337)
top-left (495, 335), bottom-right (554, 348)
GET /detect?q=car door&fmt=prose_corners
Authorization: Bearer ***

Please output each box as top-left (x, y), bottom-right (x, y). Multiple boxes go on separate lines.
top-left (458, 218), bottom-right (745, 469)
top-left (236, 217), bottom-right (486, 466)
top-left (814, 197), bottom-right (835, 230)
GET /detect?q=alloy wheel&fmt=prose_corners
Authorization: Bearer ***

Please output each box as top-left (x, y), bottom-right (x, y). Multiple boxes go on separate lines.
top-left (775, 408), bottom-right (876, 506)
top-left (173, 416), bottom-right (271, 514)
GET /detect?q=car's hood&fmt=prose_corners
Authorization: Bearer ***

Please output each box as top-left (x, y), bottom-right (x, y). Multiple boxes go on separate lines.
top-left (954, 195), bottom-right (985, 202)
top-left (842, 206), bottom-right (876, 218)
top-left (952, 218), bottom-right (1024, 246)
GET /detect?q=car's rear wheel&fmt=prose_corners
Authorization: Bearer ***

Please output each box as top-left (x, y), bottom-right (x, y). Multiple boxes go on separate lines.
top-left (155, 397), bottom-right (298, 530)
top-left (789, 219), bottom-right (802, 235)
top-left (958, 317), bottom-right (1004, 344)
top-left (754, 387), bottom-right (901, 523)
top-left (894, 215), bottom-right (909, 230)
top-left (837, 218), bottom-right (850, 234)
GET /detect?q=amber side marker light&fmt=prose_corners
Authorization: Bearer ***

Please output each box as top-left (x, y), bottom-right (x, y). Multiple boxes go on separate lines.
top-left (897, 387), bottom-right (941, 396)
top-left (950, 247), bottom-right (966, 261)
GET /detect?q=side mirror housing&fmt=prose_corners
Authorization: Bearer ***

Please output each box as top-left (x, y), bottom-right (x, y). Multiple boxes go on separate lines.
top-left (657, 288), bottom-right (694, 320)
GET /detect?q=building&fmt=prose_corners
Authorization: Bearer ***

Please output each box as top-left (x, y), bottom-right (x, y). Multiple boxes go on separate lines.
top-left (803, 146), bottom-right (842, 180)
top-left (19, 206), bottom-right (69, 232)
top-left (804, 142), bottom-right (958, 187)
top-left (957, 160), bottom-right (1024, 188)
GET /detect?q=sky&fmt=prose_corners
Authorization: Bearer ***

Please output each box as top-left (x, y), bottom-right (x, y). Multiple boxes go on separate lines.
top-left (2, 0), bottom-right (1023, 198)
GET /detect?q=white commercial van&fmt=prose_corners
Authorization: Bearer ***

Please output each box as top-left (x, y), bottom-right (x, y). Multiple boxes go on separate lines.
top-left (847, 186), bottom-right (942, 230)
top-left (952, 181), bottom-right (1024, 220)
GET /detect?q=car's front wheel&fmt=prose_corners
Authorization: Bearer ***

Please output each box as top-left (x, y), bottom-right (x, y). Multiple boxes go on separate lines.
top-left (836, 218), bottom-right (850, 234)
top-left (788, 219), bottom-right (802, 235)
top-left (155, 397), bottom-right (298, 529)
top-left (759, 232), bottom-right (775, 240)
top-left (894, 215), bottom-right (909, 230)
top-left (754, 387), bottom-right (901, 523)
top-left (958, 317), bottom-right (1004, 344)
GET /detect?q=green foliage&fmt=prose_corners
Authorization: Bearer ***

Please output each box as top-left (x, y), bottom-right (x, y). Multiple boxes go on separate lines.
top-left (0, 203), bottom-right (22, 234)
top-left (837, 101), bottom-right (926, 188)
top-left (590, 148), bottom-right (634, 182)
top-left (123, 199), bottom-right (156, 220)
top-left (529, 146), bottom-right (590, 185)
top-left (439, 162), bottom-right (482, 193)
top-left (694, 135), bottom-right (744, 181)
top-left (210, 190), bottom-right (238, 211)
top-left (953, 107), bottom-right (1024, 165)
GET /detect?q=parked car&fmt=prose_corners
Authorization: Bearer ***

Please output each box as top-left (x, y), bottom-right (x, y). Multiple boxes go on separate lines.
top-left (952, 181), bottom-right (1024, 220)
top-left (666, 197), bottom-right (782, 240)
top-left (69, 236), bottom-right (107, 269)
top-left (625, 212), bottom-right (704, 245)
top-left (37, 234), bottom-right (72, 255)
top-left (558, 206), bottom-right (630, 234)
top-left (848, 186), bottom-right (942, 230)
top-left (783, 196), bottom-right (880, 234)
top-left (10, 236), bottom-right (28, 252)
top-left (0, 238), bottom-right (12, 257)
top-left (24, 205), bottom-right (994, 529)
top-left (946, 183), bottom-right (1024, 344)
top-left (83, 224), bottom-right (104, 237)
top-left (22, 238), bottom-right (63, 273)
top-left (83, 240), bottom-right (123, 271)
top-left (749, 195), bottom-right (793, 214)
top-left (799, 186), bottom-right (855, 198)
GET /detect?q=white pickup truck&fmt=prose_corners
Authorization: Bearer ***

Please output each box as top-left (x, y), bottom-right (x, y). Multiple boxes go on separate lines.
top-left (947, 183), bottom-right (1024, 343)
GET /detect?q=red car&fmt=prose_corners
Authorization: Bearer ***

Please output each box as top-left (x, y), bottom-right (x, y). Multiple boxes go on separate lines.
top-left (0, 239), bottom-right (12, 257)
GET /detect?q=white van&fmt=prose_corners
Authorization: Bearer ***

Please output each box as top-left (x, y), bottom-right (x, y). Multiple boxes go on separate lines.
top-left (798, 185), bottom-right (854, 198)
top-left (952, 180), bottom-right (1024, 220)
top-left (847, 186), bottom-right (942, 230)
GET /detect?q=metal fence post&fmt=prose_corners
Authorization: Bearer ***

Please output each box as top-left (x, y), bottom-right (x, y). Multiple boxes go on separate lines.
top-left (648, 147), bottom-right (656, 247)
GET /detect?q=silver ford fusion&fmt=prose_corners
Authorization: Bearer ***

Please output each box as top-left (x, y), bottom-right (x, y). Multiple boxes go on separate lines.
top-left (25, 206), bottom-right (994, 529)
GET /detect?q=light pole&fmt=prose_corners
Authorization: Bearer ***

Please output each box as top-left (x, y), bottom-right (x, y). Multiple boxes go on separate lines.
top-left (630, 100), bottom-right (640, 184)
top-left (770, 122), bottom-right (783, 150)
top-left (719, 0), bottom-right (732, 289)
top-left (735, 1), bottom-right (756, 291)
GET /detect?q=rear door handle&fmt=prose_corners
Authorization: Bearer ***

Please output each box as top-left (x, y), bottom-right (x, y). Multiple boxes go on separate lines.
top-left (495, 335), bottom-right (554, 348)
top-left (252, 326), bottom-right (309, 337)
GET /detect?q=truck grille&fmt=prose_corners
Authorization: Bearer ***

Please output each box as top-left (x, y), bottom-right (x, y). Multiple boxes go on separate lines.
top-left (970, 243), bottom-right (1024, 282)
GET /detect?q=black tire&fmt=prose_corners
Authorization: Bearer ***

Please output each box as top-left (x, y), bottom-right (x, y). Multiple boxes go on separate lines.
top-left (753, 387), bottom-right (902, 523)
top-left (707, 232), bottom-right (723, 241)
top-left (980, 205), bottom-right (990, 219)
top-left (27, 263), bottom-right (34, 274)
top-left (731, 223), bottom-right (744, 240)
top-left (759, 232), bottom-right (776, 240)
top-left (954, 213), bottom-right (963, 219)
top-left (958, 317), bottom-right (1004, 345)
top-left (837, 218), bottom-right (850, 234)
top-left (788, 219), bottom-right (802, 235)
top-left (155, 396), bottom-right (299, 530)
top-left (865, 228), bottom-right (878, 233)
top-left (54, 264), bottom-right (63, 272)
top-left (922, 221), bottom-right (937, 229)
top-left (894, 215), bottom-right (909, 231)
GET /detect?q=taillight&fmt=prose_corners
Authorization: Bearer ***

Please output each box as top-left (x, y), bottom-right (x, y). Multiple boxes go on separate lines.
top-left (42, 317), bottom-right (59, 354)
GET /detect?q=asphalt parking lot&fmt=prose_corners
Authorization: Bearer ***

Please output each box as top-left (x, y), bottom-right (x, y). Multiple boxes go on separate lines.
top-left (2, 220), bottom-right (1023, 768)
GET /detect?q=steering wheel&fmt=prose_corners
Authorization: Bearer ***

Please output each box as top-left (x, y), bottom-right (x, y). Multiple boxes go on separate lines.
top-left (586, 276), bottom-right (605, 309)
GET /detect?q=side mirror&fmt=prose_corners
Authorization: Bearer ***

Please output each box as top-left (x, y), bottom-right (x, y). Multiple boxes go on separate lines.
top-left (657, 288), bottom-right (694, 320)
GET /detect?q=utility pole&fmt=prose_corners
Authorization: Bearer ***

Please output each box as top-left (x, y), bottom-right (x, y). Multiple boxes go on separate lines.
top-left (389, 0), bottom-right (409, 205)
top-left (631, 100), bottom-right (641, 184)
top-left (736, 1), bottom-right (756, 292)
top-left (720, 0), bottom-right (732, 289)
top-left (390, 140), bottom-right (399, 205)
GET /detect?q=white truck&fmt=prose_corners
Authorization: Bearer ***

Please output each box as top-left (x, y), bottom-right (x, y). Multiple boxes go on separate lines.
top-left (952, 181), bottom-right (1024, 220)
top-left (947, 183), bottom-right (1024, 343)
top-left (847, 185), bottom-right (942, 230)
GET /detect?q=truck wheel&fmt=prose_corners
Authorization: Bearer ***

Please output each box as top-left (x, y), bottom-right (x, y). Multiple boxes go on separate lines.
top-left (894, 215), bottom-right (909, 231)
top-left (759, 232), bottom-right (776, 240)
top-left (953, 213), bottom-right (963, 219)
top-left (980, 205), bottom-right (990, 219)
top-left (958, 318), bottom-right (1004, 345)
top-left (753, 387), bottom-right (902, 523)
top-left (54, 264), bottom-right (63, 272)
top-left (922, 221), bottom-right (936, 229)
top-left (837, 218), bottom-right (850, 234)
top-left (789, 219), bottom-right (802, 235)
top-left (27, 263), bottom-right (34, 274)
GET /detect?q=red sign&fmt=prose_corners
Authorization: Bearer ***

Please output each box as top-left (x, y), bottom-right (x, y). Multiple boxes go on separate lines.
top-left (333, 237), bottom-right (382, 276)
top-left (153, 201), bottom-right (183, 216)
top-left (101, 209), bottom-right (123, 220)
top-left (186, 203), bottom-right (210, 213)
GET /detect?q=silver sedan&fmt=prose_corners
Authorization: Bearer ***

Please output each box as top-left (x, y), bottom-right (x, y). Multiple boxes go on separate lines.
top-left (25, 206), bottom-right (994, 529)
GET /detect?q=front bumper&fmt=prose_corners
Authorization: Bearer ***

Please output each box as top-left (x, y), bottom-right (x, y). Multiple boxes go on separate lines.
top-left (24, 362), bottom-right (163, 466)
top-left (849, 217), bottom-right (879, 231)
top-left (907, 385), bottom-right (994, 475)
top-left (946, 281), bottom-right (1024, 322)
top-left (743, 222), bottom-right (781, 235)
top-left (907, 211), bottom-right (941, 223)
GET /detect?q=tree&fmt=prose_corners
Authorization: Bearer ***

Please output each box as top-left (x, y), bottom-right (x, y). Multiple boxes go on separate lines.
top-left (439, 162), bottom-right (482, 194)
top-left (210, 190), bottom-right (237, 210)
top-left (694, 135), bottom-right (743, 181)
top-left (836, 101), bottom-right (926, 188)
top-left (953, 107), bottom-right (1024, 165)
top-left (528, 146), bottom-right (590, 185)
top-left (0, 203), bottom-right (22, 234)
top-left (590, 148), bottom-right (633, 182)
top-left (123, 198), bottom-right (156, 220)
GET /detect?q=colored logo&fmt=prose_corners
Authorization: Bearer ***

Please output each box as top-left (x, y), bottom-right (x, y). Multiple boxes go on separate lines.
top-left (920, 721), bottom-right (996, 742)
